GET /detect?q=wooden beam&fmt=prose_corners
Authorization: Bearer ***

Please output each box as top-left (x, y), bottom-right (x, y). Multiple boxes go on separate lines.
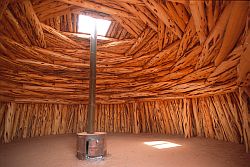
top-left (239, 89), bottom-right (250, 152)
top-left (172, 2), bottom-right (189, 25)
top-left (136, 5), bottom-right (157, 26)
top-left (67, 13), bottom-right (73, 32)
top-left (238, 33), bottom-right (250, 85)
top-left (144, 40), bottom-right (180, 68)
top-left (9, 0), bottom-right (46, 48)
top-left (112, 15), bottom-right (139, 38)
top-left (0, 0), bottom-right (11, 20)
top-left (54, 16), bottom-right (61, 31)
top-left (58, 0), bottom-right (134, 18)
top-left (196, 3), bottom-right (232, 69)
top-left (0, 35), bottom-right (52, 63)
top-left (167, 0), bottom-right (189, 5)
top-left (0, 42), bottom-right (8, 55)
top-left (189, 0), bottom-right (208, 44)
top-left (126, 27), bottom-right (156, 55)
top-left (215, 1), bottom-right (249, 66)
top-left (120, 3), bottom-right (157, 31)
top-left (4, 102), bottom-right (15, 143)
top-left (72, 9), bottom-right (113, 21)
top-left (109, 0), bottom-right (144, 5)
top-left (165, 1), bottom-right (186, 32)
top-left (36, 5), bottom-right (72, 21)
top-left (61, 31), bottom-right (120, 41)
top-left (205, 0), bottom-right (215, 32)
top-left (176, 16), bottom-right (198, 59)
top-left (158, 20), bottom-right (165, 51)
top-left (143, 0), bottom-right (183, 38)
top-left (41, 23), bottom-right (82, 48)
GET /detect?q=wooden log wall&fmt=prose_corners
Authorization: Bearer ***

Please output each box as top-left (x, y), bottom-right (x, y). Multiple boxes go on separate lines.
top-left (0, 91), bottom-right (249, 152)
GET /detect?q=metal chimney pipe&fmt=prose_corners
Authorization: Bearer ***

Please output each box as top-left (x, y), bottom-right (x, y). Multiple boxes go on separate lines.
top-left (87, 23), bottom-right (97, 134)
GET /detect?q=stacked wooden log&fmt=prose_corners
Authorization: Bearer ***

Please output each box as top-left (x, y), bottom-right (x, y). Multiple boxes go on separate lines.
top-left (0, 0), bottom-right (248, 104)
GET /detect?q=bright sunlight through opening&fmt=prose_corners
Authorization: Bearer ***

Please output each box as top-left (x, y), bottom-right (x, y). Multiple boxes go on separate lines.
top-left (78, 15), bottom-right (111, 36)
top-left (144, 141), bottom-right (182, 149)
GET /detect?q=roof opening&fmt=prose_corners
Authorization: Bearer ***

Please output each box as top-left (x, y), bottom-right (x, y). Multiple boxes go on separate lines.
top-left (78, 15), bottom-right (111, 36)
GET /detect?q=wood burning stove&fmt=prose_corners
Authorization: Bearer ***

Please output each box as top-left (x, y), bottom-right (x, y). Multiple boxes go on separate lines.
top-left (76, 21), bottom-right (107, 160)
top-left (77, 132), bottom-right (107, 159)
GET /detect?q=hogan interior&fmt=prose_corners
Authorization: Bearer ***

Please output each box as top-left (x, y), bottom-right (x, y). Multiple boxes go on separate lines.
top-left (0, 0), bottom-right (250, 166)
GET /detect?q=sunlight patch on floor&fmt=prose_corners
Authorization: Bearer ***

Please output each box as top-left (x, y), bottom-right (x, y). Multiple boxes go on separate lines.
top-left (144, 141), bottom-right (182, 149)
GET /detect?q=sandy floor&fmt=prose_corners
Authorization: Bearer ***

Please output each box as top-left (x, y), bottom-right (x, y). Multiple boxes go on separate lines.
top-left (0, 133), bottom-right (249, 167)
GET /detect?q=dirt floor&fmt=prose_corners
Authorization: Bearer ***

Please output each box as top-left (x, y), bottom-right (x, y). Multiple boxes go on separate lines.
top-left (0, 133), bottom-right (249, 167)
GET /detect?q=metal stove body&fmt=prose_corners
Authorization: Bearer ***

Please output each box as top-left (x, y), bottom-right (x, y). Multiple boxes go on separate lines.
top-left (77, 132), bottom-right (107, 160)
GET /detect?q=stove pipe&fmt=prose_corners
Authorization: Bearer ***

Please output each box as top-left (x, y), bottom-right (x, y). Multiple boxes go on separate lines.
top-left (87, 23), bottom-right (97, 134)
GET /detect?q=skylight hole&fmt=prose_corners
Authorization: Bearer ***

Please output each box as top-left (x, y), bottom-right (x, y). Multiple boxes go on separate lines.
top-left (78, 15), bottom-right (111, 36)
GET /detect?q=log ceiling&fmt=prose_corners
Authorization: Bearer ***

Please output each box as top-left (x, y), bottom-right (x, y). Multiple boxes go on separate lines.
top-left (0, 0), bottom-right (249, 104)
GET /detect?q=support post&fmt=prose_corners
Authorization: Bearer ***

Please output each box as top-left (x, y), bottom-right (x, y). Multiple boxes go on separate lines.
top-left (87, 23), bottom-right (97, 134)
